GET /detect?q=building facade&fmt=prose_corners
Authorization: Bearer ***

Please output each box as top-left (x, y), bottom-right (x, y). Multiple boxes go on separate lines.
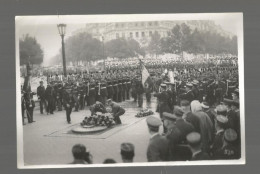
top-left (77, 20), bottom-right (232, 46)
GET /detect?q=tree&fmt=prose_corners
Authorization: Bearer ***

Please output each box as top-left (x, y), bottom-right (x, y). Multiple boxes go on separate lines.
top-left (64, 32), bottom-right (103, 62)
top-left (146, 32), bottom-right (161, 57)
top-left (19, 34), bottom-right (44, 65)
top-left (105, 38), bottom-right (144, 58)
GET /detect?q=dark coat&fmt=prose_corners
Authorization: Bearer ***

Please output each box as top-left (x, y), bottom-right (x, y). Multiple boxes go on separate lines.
top-left (185, 112), bottom-right (201, 133)
top-left (147, 134), bottom-right (169, 162)
top-left (175, 118), bottom-right (195, 142)
top-left (110, 102), bottom-right (125, 117)
top-left (37, 86), bottom-right (45, 99)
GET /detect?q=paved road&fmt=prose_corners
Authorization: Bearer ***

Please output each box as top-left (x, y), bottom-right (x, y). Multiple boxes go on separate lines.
top-left (22, 96), bottom-right (163, 166)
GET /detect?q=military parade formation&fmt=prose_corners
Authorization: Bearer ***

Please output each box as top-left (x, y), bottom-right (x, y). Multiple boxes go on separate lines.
top-left (21, 55), bottom-right (241, 162)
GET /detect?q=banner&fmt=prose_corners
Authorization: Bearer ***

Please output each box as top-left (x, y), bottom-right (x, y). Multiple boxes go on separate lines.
top-left (141, 61), bottom-right (151, 87)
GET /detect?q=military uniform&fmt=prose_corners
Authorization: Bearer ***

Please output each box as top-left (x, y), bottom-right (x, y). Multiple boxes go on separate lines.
top-left (63, 90), bottom-right (75, 123)
top-left (45, 84), bottom-right (55, 114)
top-left (37, 84), bottom-right (47, 114)
top-left (72, 85), bottom-right (79, 111)
top-left (113, 80), bottom-right (119, 102)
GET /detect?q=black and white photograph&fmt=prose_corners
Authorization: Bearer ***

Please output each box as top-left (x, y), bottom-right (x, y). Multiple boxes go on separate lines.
top-left (16, 13), bottom-right (245, 168)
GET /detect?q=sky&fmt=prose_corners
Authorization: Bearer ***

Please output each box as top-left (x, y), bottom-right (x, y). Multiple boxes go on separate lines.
top-left (16, 13), bottom-right (243, 66)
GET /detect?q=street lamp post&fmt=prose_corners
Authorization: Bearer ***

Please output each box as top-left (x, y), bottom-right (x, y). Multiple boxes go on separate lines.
top-left (101, 35), bottom-right (106, 72)
top-left (57, 24), bottom-right (67, 77)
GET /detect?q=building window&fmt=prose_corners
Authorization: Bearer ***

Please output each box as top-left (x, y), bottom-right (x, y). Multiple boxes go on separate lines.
top-left (142, 32), bottom-right (145, 37)
top-left (136, 32), bottom-right (139, 38)
top-left (116, 33), bottom-right (119, 39)
top-left (149, 31), bottom-right (152, 36)
top-left (154, 21), bottom-right (158, 26)
top-left (149, 22), bottom-right (152, 26)
top-left (130, 32), bottom-right (133, 38)
top-left (135, 23), bottom-right (138, 27)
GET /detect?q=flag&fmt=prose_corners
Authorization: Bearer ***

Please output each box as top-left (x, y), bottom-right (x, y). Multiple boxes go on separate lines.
top-left (140, 61), bottom-right (151, 87)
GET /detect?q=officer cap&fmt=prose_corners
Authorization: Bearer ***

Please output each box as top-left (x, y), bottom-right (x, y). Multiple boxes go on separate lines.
top-left (201, 101), bottom-right (210, 109)
top-left (186, 83), bottom-right (193, 88)
top-left (186, 132), bottom-right (201, 146)
top-left (146, 116), bottom-right (162, 131)
top-left (40, 81), bottom-right (43, 83)
top-left (216, 115), bottom-right (228, 124)
top-left (174, 106), bottom-right (184, 117)
top-left (224, 128), bottom-right (237, 143)
top-left (163, 112), bottom-right (177, 121)
top-left (215, 105), bottom-right (228, 114)
top-left (120, 143), bottom-right (135, 154)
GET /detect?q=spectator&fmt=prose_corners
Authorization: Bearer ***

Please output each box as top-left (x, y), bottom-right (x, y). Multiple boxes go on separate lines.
top-left (186, 132), bottom-right (210, 161)
top-left (103, 158), bottom-right (117, 164)
top-left (146, 116), bottom-right (169, 162)
top-left (191, 100), bottom-right (214, 152)
top-left (120, 143), bottom-right (135, 163)
top-left (70, 144), bottom-right (92, 164)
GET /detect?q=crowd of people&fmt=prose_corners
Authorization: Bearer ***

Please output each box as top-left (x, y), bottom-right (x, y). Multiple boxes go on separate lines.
top-left (21, 55), bottom-right (241, 162)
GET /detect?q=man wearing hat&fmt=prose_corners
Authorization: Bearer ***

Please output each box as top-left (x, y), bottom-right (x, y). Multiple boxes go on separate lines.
top-left (154, 83), bottom-right (172, 123)
top-left (63, 88), bottom-right (75, 124)
top-left (172, 106), bottom-right (194, 142)
top-left (211, 115), bottom-right (228, 157)
top-left (146, 116), bottom-right (169, 162)
top-left (120, 142), bottom-right (135, 163)
top-left (186, 132), bottom-right (210, 160)
top-left (230, 100), bottom-right (240, 145)
top-left (184, 83), bottom-right (194, 103)
top-left (223, 98), bottom-right (237, 130)
top-left (201, 101), bottom-right (215, 130)
top-left (191, 80), bottom-right (200, 101)
top-left (214, 129), bottom-right (240, 159)
top-left (37, 81), bottom-right (47, 114)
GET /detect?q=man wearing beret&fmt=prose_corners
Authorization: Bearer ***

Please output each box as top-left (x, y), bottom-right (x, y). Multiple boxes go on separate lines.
top-left (146, 116), bottom-right (169, 162)
top-left (120, 143), bottom-right (135, 163)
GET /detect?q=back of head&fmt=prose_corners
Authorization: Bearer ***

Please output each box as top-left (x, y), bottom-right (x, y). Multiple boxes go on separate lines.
top-left (103, 158), bottom-right (117, 164)
top-left (72, 144), bottom-right (86, 160)
top-left (120, 143), bottom-right (135, 162)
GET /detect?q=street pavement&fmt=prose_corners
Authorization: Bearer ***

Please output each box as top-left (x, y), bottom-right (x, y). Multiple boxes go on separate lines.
top-left (22, 96), bottom-right (163, 166)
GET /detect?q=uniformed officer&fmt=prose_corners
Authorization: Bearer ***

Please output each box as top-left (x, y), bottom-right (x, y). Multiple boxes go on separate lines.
top-left (211, 115), bottom-right (228, 157)
top-left (186, 132), bottom-right (210, 160)
top-left (214, 128), bottom-right (240, 159)
top-left (146, 116), bottom-right (169, 162)
top-left (113, 80), bottom-right (119, 102)
top-left (136, 77), bottom-right (144, 107)
top-left (37, 81), bottom-right (47, 114)
top-left (45, 83), bottom-right (55, 114)
top-left (184, 83), bottom-right (194, 103)
top-left (72, 84), bottom-right (79, 112)
top-left (63, 89), bottom-right (75, 124)
top-left (24, 91), bottom-right (36, 123)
